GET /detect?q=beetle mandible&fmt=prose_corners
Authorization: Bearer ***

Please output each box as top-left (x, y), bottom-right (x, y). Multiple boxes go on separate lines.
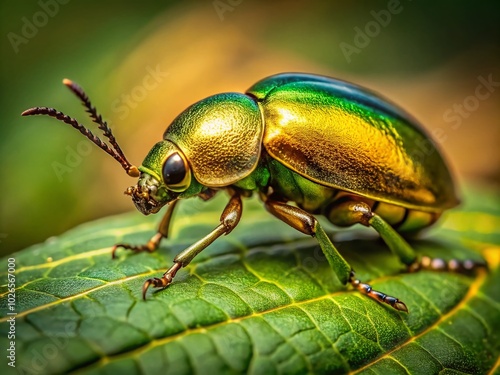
top-left (23, 73), bottom-right (481, 312)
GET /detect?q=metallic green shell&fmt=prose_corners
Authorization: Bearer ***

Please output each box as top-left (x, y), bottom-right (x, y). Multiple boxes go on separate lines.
top-left (247, 73), bottom-right (458, 212)
top-left (164, 93), bottom-right (263, 187)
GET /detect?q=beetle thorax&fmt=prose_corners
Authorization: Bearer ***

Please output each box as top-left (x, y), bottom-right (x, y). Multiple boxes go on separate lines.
top-left (164, 93), bottom-right (263, 187)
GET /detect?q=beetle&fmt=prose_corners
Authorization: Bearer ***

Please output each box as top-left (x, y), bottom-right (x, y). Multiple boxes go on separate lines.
top-left (22, 73), bottom-right (481, 312)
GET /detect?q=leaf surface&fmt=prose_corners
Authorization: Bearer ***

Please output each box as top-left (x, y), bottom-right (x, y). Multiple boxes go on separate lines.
top-left (1, 187), bottom-right (499, 375)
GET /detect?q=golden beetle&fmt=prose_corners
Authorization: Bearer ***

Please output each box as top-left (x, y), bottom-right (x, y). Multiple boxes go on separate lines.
top-left (23, 73), bottom-right (480, 312)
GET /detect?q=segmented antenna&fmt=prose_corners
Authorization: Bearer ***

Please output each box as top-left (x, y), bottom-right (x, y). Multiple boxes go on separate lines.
top-left (21, 79), bottom-right (139, 177)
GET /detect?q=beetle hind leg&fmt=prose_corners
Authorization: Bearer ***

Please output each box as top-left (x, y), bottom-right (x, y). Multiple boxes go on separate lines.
top-left (327, 197), bottom-right (417, 266)
top-left (327, 197), bottom-right (487, 275)
top-left (263, 198), bottom-right (409, 312)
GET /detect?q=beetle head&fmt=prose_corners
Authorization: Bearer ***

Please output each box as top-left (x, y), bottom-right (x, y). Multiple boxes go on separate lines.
top-left (126, 140), bottom-right (204, 215)
top-left (125, 173), bottom-right (166, 215)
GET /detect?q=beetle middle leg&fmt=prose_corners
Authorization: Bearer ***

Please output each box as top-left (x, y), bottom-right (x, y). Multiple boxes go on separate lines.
top-left (263, 199), bottom-right (409, 312)
top-left (142, 190), bottom-right (243, 299)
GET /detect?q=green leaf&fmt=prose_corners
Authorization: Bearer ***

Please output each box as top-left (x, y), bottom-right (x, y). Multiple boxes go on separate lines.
top-left (1, 187), bottom-right (499, 375)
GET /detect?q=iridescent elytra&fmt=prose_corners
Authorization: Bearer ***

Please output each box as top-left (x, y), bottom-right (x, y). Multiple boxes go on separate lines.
top-left (22, 73), bottom-right (483, 312)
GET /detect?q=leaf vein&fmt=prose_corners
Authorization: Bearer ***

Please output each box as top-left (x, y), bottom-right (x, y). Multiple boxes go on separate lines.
top-left (296, 305), bottom-right (351, 372)
top-left (400, 279), bottom-right (442, 316)
top-left (387, 355), bottom-right (411, 375)
top-left (417, 343), bottom-right (445, 370)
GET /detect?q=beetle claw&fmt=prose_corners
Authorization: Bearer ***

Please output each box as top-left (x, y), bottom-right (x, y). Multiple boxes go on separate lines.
top-left (142, 277), bottom-right (166, 300)
top-left (142, 263), bottom-right (182, 300)
top-left (111, 245), bottom-right (120, 259)
top-left (394, 301), bottom-right (409, 313)
top-left (142, 279), bottom-right (154, 300)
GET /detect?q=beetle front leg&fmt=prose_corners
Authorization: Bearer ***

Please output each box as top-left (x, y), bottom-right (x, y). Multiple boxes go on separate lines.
top-left (142, 191), bottom-right (242, 299)
top-left (264, 199), bottom-right (408, 312)
top-left (112, 199), bottom-right (179, 258)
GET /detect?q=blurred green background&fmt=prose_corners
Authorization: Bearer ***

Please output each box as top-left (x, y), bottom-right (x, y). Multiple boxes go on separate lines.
top-left (1, 0), bottom-right (499, 256)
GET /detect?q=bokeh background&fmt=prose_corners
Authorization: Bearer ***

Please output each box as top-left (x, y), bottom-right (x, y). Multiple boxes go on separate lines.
top-left (1, 0), bottom-right (499, 256)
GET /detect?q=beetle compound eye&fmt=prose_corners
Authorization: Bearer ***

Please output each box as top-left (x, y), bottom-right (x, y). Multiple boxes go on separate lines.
top-left (162, 152), bottom-right (191, 192)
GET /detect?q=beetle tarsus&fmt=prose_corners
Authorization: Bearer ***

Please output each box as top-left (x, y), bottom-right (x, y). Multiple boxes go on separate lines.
top-left (142, 262), bottom-right (182, 300)
top-left (112, 233), bottom-right (163, 259)
top-left (112, 243), bottom-right (155, 258)
top-left (409, 256), bottom-right (487, 273)
top-left (349, 271), bottom-right (408, 312)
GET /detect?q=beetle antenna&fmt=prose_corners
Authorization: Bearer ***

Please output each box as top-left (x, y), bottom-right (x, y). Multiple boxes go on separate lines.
top-left (62, 79), bottom-right (130, 165)
top-left (21, 81), bottom-right (140, 178)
